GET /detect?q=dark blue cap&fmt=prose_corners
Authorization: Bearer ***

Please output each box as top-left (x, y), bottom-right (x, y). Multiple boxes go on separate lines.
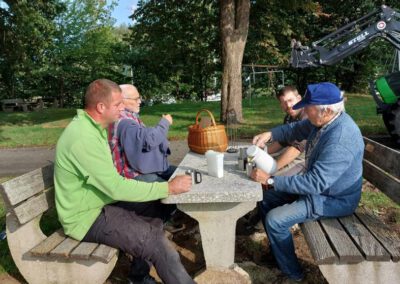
top-left (293, 82), bottom-right (342, 110)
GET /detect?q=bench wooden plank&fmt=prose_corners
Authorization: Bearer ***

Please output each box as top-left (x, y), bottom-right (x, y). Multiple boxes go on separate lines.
top-left (12, 188), bottom-right (54, 225)
top-left (49, 237), bottom-right (80, 258)
top-left (70, 242), bottom-right (99, 260)
top-left (91, 244), bottom-right (118, 263)
top-left (355, 208), bottom-right (400, 262)
top-left (338, 214), bottom-right (391, 261)
top-left (320, 218), bottom-right (364, 263)
top-left (364, 137), bottom-right (400, 179)
top-left (30, 230), bottom-right (66, 256)
top-left (0, 164), bottom-right (53, 206)
top-left (300, 221), bottom-right (338, 264)
top-left (363, 159), bottom-right (400, 204)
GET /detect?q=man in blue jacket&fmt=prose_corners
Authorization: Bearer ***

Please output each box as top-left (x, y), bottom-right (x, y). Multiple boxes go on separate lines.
top-left (109, 84), bottom-right (176, 182)
top-left (251, 82), bottom-right (364, 281)
top-left (108, 84), bottom-right (178, 283)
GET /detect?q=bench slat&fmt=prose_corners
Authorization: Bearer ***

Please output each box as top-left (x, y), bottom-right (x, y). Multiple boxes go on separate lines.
top-left (355, 208), bottom-right (400, 262)
top-left (49, 237), bottom-right (80, 258)
top-left (0, 164), bottom-right (53, 206)
top-left (338, 214), bottom-right (391, 261)
top-left (364, 137), bottom-right (400, 179)
top-left (320, 218), bottom-right (364, 263)
top-left (300, 221), bottom-right (338, 264)
top-left (30, 230), bottom-right (66, 256)
top-left (13, 188), bottom-right (54, 225)
top-left (363, 159), bottom-right (400, 204)
top-left (91, 244), bottom-right (119, 263)
top-left (70, 242), bottom-right (99, 260)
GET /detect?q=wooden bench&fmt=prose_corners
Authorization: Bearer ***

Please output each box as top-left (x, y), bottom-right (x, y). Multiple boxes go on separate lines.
top-left (0, 164), bottom-right (119, 284)
top-left (300, 137), bottom-right (400, 284)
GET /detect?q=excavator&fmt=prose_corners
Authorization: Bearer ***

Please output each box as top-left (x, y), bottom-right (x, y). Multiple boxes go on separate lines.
top-left (291, 5), bottom-right (400, 145)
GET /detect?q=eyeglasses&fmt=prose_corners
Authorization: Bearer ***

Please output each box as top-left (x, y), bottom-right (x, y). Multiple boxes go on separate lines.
top-left (123, 96), bottom-right (142, 102)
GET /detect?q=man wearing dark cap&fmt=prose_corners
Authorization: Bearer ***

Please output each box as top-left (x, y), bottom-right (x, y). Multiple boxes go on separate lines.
top-left (250, 82), bottom-right (364, 282)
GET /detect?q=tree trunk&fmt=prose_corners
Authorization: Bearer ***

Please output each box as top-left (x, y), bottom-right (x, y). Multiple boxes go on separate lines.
top-left (220, 0), bottom-right (250, 123)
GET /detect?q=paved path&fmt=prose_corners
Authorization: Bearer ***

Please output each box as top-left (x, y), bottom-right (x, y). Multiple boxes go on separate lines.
top-left (0, 141), bottom-right (189, 177)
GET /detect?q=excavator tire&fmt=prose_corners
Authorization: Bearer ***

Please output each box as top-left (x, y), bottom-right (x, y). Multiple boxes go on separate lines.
top-left (382, 100), bottom-right (400, 145)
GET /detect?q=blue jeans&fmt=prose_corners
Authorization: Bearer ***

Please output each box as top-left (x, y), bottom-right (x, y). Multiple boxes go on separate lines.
top-left (258, 190), bottom-right (319, 280)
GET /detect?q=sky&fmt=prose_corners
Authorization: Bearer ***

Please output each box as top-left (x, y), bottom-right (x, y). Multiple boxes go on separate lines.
top-left (110, 0), bottom-right (138, 26)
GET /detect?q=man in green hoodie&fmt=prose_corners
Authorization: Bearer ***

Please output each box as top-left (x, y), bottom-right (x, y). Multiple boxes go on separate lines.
top-left (54, 79), bottom-right (195, 284)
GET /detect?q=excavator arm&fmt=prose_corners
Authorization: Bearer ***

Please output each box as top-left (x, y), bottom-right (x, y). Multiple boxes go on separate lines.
top-left (290, 5), bottom-right (400, 145)
top-left (291, 5), bottom-right (400, 68)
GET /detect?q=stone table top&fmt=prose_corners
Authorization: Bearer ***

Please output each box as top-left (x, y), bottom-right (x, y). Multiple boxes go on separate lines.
top-left (162, 150), bottom-right (263, 204)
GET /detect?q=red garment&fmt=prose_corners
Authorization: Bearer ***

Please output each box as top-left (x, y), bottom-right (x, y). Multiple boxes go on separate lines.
top-left (108, 110), bottom-right (143, 178)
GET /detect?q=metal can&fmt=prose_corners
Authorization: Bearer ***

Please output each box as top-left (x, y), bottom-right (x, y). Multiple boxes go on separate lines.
top-left (237, 158), bottom-right (246, 171)
top-left (246, 161), bottom-right (255, 177)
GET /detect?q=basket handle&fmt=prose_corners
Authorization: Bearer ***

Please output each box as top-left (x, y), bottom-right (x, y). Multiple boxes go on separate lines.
top-left (195, 109), bottom-right (217, 126)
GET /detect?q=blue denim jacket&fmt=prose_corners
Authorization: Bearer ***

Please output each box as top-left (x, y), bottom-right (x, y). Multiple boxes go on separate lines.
top-left (271, 112), bottom-right (364, 218)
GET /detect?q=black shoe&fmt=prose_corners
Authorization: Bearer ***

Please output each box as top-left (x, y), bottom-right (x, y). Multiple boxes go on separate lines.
top-left (127, 275), bottom-right (157, 284)
top-left (258, 253), bottom-right (279, 269)
top-left (273, 272), bottom-right (304, 284)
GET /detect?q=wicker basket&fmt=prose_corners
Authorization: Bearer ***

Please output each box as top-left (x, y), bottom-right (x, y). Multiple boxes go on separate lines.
top-left (187, 109), bottom-right (228, 154)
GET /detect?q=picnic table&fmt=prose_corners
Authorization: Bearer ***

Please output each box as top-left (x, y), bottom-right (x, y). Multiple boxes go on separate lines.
top-left (162, 148), bottom-right (262, 272)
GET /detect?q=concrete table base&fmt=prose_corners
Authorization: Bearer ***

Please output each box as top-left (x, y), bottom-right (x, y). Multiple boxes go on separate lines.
top-left (194, 265), bottom-right (251, 284)
top-left (178, 202), bottom-right (256, 269)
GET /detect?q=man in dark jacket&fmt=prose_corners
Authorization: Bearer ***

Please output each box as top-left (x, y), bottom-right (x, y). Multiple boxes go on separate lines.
top-left (109, 84), bottom-right (176, 182)
top-left (108, 84), bottom-right (179, 283)
top-left (268, 85), bottom-right (307, 176)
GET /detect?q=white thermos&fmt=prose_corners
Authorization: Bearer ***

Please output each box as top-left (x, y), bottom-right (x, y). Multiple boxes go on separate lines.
top-left (246, 145), bottom-right (277, 174)
top-left (205, 150), bottom-right (224, 178)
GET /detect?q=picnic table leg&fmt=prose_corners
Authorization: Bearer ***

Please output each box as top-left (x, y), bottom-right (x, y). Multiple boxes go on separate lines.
top-left (178, 202), bottom-right (256, 268)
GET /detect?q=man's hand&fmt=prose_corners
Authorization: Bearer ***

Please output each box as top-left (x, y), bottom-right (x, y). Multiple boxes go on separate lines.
top-left (168, 175), bottom-right (191, 195)
top-left (163, 114), bottom-right (173, 125)
top-left (251, 168), bottom-right (270, 185)
top-left (252, 132), bottom-right (272, 147)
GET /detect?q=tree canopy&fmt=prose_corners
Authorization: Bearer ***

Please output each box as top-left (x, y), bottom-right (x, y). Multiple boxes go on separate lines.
top-left (1, 0), bottom-right (400, 108)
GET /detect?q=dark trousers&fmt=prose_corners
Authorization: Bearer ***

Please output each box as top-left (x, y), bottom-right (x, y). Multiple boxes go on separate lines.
top-left (83, 201), bottom-right (194, 284)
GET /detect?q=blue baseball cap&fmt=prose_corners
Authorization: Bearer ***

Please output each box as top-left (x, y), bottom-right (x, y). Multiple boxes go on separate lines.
top-left (293, 82), bottom-right (343, 110)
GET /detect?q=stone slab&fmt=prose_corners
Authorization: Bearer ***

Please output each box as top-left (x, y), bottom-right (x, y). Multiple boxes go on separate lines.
top-left (162, 149), bottom-right (262, 204)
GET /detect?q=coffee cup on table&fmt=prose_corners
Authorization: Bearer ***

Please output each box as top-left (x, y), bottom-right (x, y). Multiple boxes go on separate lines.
top-left (185, 169), bottom-right (202, 184)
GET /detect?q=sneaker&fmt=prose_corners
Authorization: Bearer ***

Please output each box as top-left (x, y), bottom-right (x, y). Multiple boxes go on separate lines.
top-left (258, 253), bottom-right (279, 269)
top-left (127, 275), bottom-right (157, 284)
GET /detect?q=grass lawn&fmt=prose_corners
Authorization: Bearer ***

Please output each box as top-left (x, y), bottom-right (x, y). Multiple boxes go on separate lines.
top-left (0, 94), bottom-right (387, 148)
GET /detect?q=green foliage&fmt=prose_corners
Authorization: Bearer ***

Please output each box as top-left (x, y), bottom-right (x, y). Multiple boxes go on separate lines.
top-left (128, 0), bottom-right (220, 101)
top-left (0, 0), bottom-right (65, 99)
top-left (1, 0), bottom-right (400, 108)
top-left (0, 0), bottom-right (128, 106)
